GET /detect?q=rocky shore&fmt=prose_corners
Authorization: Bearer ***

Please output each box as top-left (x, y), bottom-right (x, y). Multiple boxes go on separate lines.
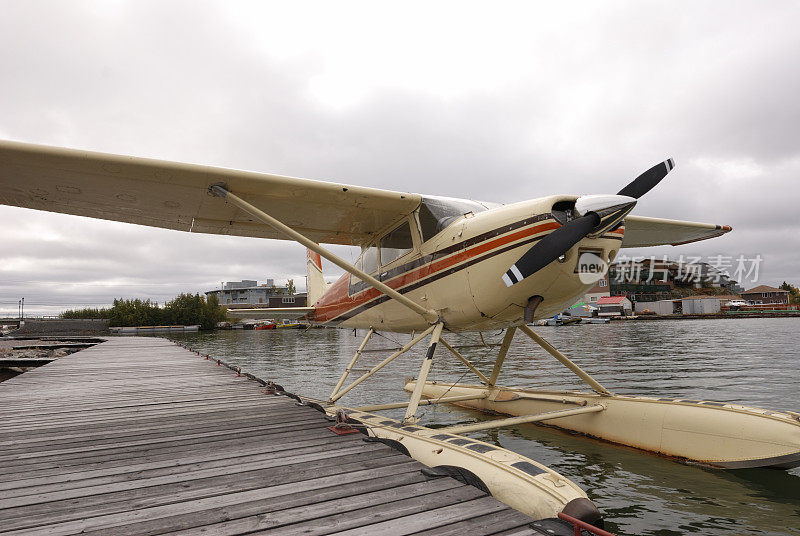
top-left (0, 339), bottom-right (86, 382)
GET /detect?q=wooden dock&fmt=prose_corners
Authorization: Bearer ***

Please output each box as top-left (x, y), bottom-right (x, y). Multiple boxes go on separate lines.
top-left (0, 337), bottom-right (541, 535)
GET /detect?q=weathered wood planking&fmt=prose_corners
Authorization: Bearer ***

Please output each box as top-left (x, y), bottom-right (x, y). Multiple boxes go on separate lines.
top-left (0, 337), bottom-right (538, 535)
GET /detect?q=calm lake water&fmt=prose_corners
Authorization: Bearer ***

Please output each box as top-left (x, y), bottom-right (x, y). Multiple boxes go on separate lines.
top-left (165, 318), bottom-right (800, 536)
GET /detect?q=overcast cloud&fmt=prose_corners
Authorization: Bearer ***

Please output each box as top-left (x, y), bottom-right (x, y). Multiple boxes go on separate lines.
top-left (1, 0), bottom-right (798, 315)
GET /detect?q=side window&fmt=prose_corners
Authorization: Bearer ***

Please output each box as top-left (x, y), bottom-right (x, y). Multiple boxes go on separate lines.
top-left (362, 245), bottom-right (379, 274)
top-left (349, 256), bottom-right (363, 290)
top-left (380, 222), bottom-right (413, 266)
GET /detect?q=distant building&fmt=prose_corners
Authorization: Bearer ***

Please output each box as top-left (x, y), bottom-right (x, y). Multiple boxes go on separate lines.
top-left (741, 285), bottom-right (790, 305)
top-left (583, 273), bottom-right (611, 304)
top-left (681, 296), bottom-right (721, 315)
top-left (206, 280), bottom-right (307, 308)
top-left (596, 296), bottom-right (632, 317)
top-left (609, 257), bottom-right (743, 301)
top-left (609, 258), bottom-right (676, 302)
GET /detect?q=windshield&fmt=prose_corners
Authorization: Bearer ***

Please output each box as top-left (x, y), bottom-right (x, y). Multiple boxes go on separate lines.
top-left (418, 196), bottom-right (495, 242)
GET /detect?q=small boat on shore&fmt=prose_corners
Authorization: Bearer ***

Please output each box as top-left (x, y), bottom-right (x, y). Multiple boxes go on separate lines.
top-left (535, 315), bottom-right (582, 326)
top-left (276, 321), bottom-right (303, 329)
top-left (583, 317), bottom-right (609, 324)
top-left (110, 325), bottom-right (200, 334)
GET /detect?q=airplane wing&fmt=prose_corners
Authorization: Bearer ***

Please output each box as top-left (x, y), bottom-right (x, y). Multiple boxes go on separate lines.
top-left (226, 307), bottom-right (315, 320)
top-left (0, 140), bottom-right (421, 246)
top-left (621, 215), bottom-right (732, 247)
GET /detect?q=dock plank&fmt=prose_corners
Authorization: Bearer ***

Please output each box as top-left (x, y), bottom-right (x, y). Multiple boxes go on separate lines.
top-left (0, 433), bottom-right (352, 484)
top-left (0, 337), bottom-right (538, 535)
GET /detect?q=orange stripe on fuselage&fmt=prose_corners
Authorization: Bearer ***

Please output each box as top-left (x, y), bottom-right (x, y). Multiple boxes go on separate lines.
top-left (312, 220), bottom-right (561, 323)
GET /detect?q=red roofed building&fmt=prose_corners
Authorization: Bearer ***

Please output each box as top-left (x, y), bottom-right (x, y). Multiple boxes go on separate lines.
top-left (596, 295), bottom-right (633, 317)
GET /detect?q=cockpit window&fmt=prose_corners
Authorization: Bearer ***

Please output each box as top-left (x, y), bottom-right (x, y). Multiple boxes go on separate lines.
top-left (418, 196), bottom-right (493, 242)
top-left (380, 221), bottom-right (413, 266)
top-left (361, 245), bottom-right (379, 274)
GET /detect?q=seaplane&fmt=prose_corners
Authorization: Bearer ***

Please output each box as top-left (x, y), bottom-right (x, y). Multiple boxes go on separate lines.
top-left (2, 140), bottom-right (798, 534)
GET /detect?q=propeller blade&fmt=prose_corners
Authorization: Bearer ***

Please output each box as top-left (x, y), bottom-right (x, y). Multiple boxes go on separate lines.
top-left (617, 158), bottom-right (675, 199)
top-left (502, 213), bottom-right (599, 287)
top-left (502, 158), bottom-right (673, 287)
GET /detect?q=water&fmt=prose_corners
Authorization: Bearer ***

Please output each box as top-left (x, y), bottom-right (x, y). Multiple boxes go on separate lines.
top-left (165, 318), bottom-right (800, 536)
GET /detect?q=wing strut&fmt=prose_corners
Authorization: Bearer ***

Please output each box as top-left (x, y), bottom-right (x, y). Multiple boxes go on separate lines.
top-left (210, 184), bottom-right (439, 323)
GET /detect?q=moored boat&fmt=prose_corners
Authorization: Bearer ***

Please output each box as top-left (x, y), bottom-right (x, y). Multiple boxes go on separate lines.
top-left (276, 321), bottom-right (303, 329)
top-left (534, 315), bottom-right (582, 326)
top-left (583, 317), bottom-right (610, 324)
top-left (110, 325), bottom-right (200, 334)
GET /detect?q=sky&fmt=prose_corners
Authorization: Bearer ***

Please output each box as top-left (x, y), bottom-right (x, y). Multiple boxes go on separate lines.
top-left (1, 0), bottom-right (798, 315)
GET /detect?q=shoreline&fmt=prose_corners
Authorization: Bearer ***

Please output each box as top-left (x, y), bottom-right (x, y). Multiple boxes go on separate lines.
top-left (612, 312), bottom-right (800, 321)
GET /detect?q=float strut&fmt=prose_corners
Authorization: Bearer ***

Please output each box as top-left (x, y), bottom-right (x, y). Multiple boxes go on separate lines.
top-left (403, 322), bottom-right (444, 423)
top-left (438, 337), bottom-right (491, 385)
top-left (519, 324), bottom-right (613, 396)
top-left (488, 327), bottom-right (517, 386)
top-left (330, 324), bottom-right (437, 403)
top-left (440, 404), bottom-right (605, 434)
top-left (355, 393), bottom-right (488, 412)
top-left (330, 328), bottom-right (374, 400)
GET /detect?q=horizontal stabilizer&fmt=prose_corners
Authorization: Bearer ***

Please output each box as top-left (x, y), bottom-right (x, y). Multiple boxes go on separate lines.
top-left (621, 215), bottom-right (732, 247)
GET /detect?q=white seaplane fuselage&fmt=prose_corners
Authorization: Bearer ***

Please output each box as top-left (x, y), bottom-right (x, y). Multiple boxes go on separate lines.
top-left (310, 195), bottom-right (621, 332)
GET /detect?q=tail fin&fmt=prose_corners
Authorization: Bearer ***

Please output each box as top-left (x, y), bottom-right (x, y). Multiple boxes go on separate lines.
top-left (306, 248), bottom-right (328, 306)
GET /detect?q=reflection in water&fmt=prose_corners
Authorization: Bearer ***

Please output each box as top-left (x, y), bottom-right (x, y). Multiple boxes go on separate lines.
top-left (166, 318), bottom-right (800, 536)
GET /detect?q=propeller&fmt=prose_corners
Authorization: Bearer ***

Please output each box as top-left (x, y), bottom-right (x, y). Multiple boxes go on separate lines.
top-left (617, 158), bottom-right (674, 199)
top-left (502, 158), bottom-right (675, 287)
top-left (502, 213), bottom-right (600, 287)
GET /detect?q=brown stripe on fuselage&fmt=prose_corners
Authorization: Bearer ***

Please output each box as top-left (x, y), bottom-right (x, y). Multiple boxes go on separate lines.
top-left (346, 213), bottom-right (553, 296)
top-left (313, 216), bottom-right (625, 324)
top-left (338, 220), bottom-right (626, 322)
top-left (313, 214), bottom-right (559, 323)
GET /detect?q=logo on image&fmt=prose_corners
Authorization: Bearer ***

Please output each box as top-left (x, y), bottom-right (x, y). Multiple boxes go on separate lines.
top-left (576, 250), bottom-right (608, 285)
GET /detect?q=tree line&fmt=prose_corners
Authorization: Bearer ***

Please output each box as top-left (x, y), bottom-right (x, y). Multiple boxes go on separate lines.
top-left (779, 282), bottom-right (800, 304)
top-left (60, 293), bottom-right (226, 330)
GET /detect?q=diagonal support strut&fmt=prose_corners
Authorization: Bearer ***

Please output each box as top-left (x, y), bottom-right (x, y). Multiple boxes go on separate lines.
top-left (439, 404), bottom-right (606, 434)
top-left (330, 327), bottom-right (374, 400)
top-left (330, 324), bottom-right (438, 403)
top-left (210, 184), bottom-right (439, 323)
top-left (519, 324), bottom-right (612, 396)
top-left (404, 322), bottom-right (444, 423)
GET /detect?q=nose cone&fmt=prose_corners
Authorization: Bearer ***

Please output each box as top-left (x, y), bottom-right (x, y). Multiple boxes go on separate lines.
top-left (574, 194), bottom-right (637, 218)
